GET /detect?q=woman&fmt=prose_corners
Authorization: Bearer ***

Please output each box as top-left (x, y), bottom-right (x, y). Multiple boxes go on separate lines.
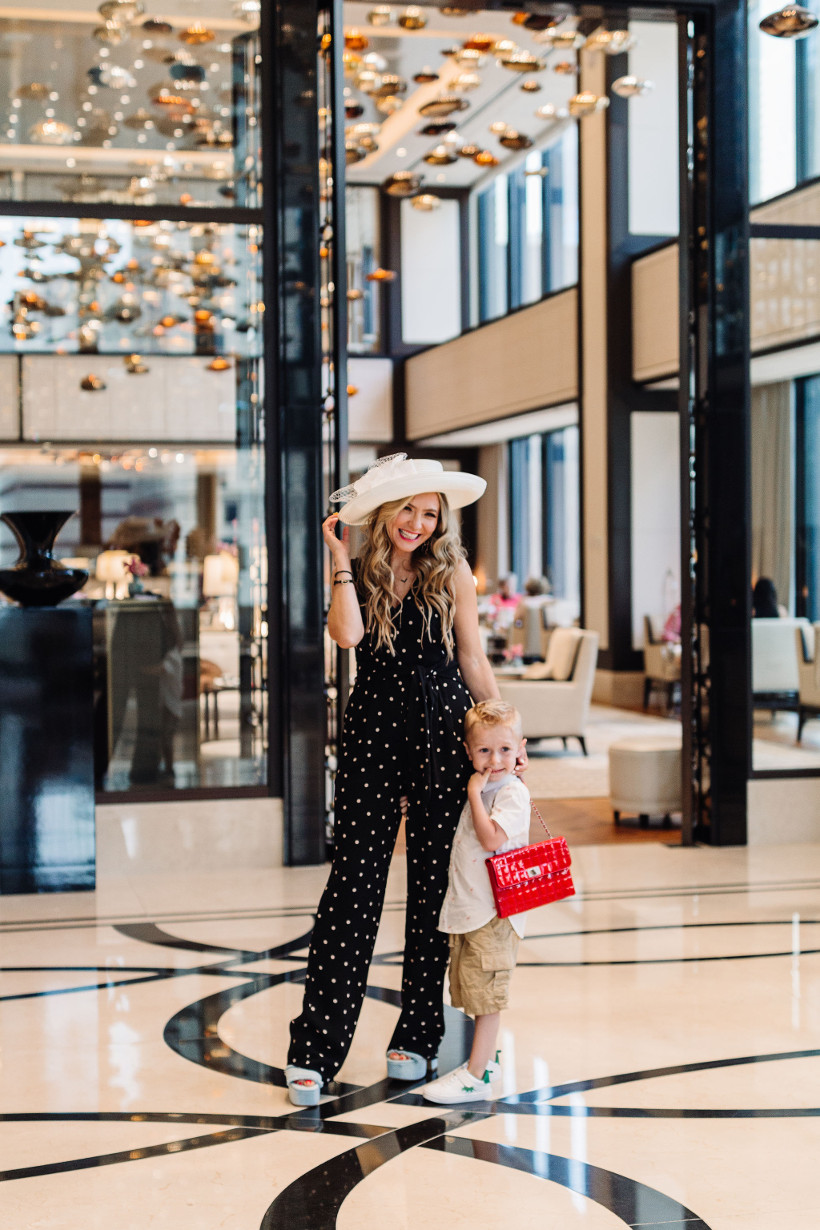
top-left (752, 576), bottom-right (784, 619)
top-left (286, 454), bottom-right (506, 1105)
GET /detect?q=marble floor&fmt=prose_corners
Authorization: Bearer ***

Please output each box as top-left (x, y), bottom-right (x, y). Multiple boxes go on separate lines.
top-left (2, 839), bottom-right (819, 1228)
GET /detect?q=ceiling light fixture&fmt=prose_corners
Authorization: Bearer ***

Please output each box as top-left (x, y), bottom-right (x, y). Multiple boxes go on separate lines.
top-left (499, 128), bottom-right (532, 150)
top-left (411, 193), bottom-right (441, 210)
top-left (98, 0), bottom-right (144, 20)
top-left (535, 29), bottom-right (585, 49)
top-left (94, 21), bottom-right (130, 45)
top-left (498, 50), bottom-right (546, 71)
top-left (383, 170), bottom-right (422, 196)
top-left (534, 102), bottom-right (569, 121)
top-left (419, 95), bottom-right (469, 117)
top-left (462, 33), bottom-right (496, 52)
top-left (345, 30), bottom-right (369, 50)
top-left (413, 67), bottom-right (440, 83)
top-left (368, 7), bottom-right (393, 26)
top-left (29, 120), bottom-right (75, 145)
top-left (521, 13), bottom-right (560, 30)
top-left (451, 70), bottom-right (482, 91)
top-left (419, 120), bottom-right (458, 136)
top-left (398, 6), bottom-right (427, 29)
top-left (179, 23), bottom-right (216, 45)
top-left (585, 28), bottom-right (636, 54)
top-left (372, 73), bottom-right (408, 96)
top-left (453, 47), bottom-right (485, 66)
top-left (611, 75), bottom-right (654, 97)
top-left (423, 144), bottom-right (458, 164)
top-left (759, 4), bottom-right (819, 34)
top-left (568, 91), bottom-right (610, 117)
top-left (376, 94), bottom-right (404, 115)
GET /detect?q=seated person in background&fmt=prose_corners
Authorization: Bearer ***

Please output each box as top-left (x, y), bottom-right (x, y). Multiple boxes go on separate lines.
top-left (752, 576), bottom-right (786, 619)
top-left (488, 573), bottom-right (520, 629)
top-left (662, 604), bottom-right (681, 644)
top-left (511, 576), bottom-right (552, 663)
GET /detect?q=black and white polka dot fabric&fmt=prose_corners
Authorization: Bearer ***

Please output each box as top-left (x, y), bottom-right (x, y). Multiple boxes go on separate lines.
top-left (288, 578), bottom-right (472, 1083)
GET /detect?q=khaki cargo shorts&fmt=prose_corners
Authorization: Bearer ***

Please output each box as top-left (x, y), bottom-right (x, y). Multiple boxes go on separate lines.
top-left (448, 914), bottom-right (519, 1017)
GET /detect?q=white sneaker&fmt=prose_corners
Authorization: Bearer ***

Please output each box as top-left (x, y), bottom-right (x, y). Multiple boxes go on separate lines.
top-left (422, 1065), bottom-right (494, 1105)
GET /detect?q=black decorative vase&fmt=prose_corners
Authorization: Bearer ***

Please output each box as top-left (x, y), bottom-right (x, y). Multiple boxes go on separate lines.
top-left (0, 511), bottom-right (89, 607)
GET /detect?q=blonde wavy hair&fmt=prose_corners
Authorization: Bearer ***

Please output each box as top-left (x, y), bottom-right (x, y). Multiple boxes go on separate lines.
top-left (357, 492), bottom-right (465, 657)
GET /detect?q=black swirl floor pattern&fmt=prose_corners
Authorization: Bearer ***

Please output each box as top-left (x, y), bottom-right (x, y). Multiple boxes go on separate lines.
top-left (2, 843), bottom-right (820, 1227)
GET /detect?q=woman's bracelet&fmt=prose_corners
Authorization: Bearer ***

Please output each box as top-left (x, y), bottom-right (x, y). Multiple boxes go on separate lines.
top-left (333, 578), bottom-right (355, 586)
top-left (333, 568), bottom-right (353, 577)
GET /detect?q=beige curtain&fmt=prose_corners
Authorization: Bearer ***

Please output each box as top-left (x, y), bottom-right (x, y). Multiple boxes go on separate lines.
top-left (751, 382), bottom-right (793, 609)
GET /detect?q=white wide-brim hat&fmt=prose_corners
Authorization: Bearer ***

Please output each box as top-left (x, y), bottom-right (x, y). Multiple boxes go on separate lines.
top-left (330, 452), bottom-right (487, 526)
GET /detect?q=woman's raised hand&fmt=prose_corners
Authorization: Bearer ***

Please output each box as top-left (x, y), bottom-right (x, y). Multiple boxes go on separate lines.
top-left (322, 513), bottom-right (351, 568)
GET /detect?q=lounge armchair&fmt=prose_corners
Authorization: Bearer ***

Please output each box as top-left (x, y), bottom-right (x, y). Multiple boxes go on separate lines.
top-left (496, 627), bottom-right (599, 754)
top-left (795, 623), bottom-right (820, 739)
top-left (752, 617), bottom-right (808, 711)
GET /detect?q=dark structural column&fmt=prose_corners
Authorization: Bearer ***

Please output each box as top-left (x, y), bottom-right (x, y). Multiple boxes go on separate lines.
top-left (679, 0), bottom-right (751, 844)
top-left (0, 608), bottom-right (95, 893)
top-left (262, 1), bottom-right (327, 863)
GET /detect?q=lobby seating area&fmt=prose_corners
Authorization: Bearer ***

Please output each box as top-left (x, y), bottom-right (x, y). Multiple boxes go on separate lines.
top-left (496, 627), bottom-right (599, 754)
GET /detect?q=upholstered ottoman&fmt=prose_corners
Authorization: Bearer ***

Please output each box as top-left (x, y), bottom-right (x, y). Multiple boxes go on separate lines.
top-left (608, 736), bottom-right (682, 826)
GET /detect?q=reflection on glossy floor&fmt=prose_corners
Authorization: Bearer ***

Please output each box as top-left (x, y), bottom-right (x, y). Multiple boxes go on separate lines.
top-left (2, 838), bottom-right (820, 1228)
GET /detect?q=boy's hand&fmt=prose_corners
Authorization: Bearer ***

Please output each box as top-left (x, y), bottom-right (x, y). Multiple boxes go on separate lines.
top-left (468, 768), bottom-right (491, 792)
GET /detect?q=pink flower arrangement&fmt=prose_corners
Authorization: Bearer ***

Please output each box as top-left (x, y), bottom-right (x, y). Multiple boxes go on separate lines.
top-left (126, 559), bottom-right (149, 578)
top-left (503, 643), bottom-right (524, 662)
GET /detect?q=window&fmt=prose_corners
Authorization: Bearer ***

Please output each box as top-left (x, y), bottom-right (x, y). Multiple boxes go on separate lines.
top-left (507, 426), bottom-right (580, 610)
top-left (478, 174), bottom-right (509, 323)
top-left (477, 127), bottom-right (578, 323)
top-left (796, 376), bottom-right (820, 620)
top-left (749, 0), bottom-right (798, 202)
top-left (0, 1), bottom-right (268, 801)
top-left (543, 425), bottom-right (580, 606)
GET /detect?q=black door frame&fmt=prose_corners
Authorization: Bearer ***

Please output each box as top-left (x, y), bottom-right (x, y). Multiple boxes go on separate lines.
top-left (266, 0), bottom-right (751, 859)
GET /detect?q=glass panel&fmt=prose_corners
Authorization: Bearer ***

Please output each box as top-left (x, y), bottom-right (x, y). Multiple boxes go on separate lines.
top-left (0, 433), bottom-right (267, 793)
top-left (545, 425), bottom-right (580, 616)
top-left (345, 186), bottom-right (381, 354)
top-left (0, 215), bottom-right (262, 357)
top-left (627, 20), bottom-right (679, 237)
top-left (748, 0), bottom-right (797, 203)
top-left (518, 153), bottom-right (544, 307)
top-left (0, 4), bottom-right (260, 209)
top-left (0, 207), bottom-right (266, 794)
top-left (478, 174), bottom-right (508, 323)
top-left (750, 237), bottom-right (820, 353)
top-left (546, 125), bottom-right (578, 293)
top-left (799, 376), bottom-right (820, 622)
top-left (800, 37), bottom-right (820, 182)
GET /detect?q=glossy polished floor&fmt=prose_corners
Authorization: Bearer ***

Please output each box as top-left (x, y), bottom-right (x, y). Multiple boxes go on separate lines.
top-left (2, 835), bottom-right (819, 1228)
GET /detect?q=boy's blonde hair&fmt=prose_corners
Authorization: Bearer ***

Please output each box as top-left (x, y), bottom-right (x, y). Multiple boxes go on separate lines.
top-left (464, 699), bottom-right (523, 741)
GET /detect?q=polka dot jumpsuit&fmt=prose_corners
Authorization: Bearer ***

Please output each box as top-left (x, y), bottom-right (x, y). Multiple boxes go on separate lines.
top-left (288, 575), bottom-right (473, 1083)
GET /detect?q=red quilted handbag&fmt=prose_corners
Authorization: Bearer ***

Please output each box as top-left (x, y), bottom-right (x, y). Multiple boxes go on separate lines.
top-left (486, 802), bottom-right (575, 918)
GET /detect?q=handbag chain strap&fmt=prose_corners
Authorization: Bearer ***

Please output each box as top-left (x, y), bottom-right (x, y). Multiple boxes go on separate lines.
top-left (530, 799), bottom-right (555, 842)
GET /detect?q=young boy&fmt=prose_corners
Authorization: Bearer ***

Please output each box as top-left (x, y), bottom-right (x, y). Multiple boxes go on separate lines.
top-left (422, 699), bottom-right (530, 1105)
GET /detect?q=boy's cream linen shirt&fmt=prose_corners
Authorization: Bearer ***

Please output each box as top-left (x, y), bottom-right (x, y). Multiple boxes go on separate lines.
top-left (438, 772), bottom-right (531, 940)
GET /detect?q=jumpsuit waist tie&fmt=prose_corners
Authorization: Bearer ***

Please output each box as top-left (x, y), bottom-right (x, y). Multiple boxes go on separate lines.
top-left (355, 658), bottom-right (462, 799)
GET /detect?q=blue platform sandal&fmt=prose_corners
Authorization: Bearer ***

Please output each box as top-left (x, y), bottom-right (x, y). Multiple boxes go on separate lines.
top-left (285, 1065), bottom-right (323, 1106)
top-left (386, 1049), bottom-right (436, 1081)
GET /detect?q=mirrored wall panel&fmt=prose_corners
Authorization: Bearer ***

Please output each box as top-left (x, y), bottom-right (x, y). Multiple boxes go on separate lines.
top-left (0, 2), bottom-right (260, 208)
